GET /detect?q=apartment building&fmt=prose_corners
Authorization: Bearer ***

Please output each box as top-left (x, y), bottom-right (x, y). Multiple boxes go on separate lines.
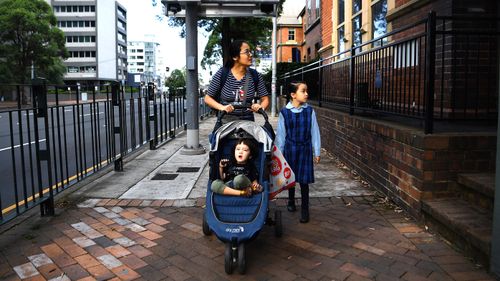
top-left (127, 40), bottom-right (161, 87)
top-left (49, 0), bottom-right (127, 85)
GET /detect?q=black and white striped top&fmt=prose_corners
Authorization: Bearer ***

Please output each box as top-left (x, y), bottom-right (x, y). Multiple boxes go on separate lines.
top-left (207, 67), bottom-right (269, 120)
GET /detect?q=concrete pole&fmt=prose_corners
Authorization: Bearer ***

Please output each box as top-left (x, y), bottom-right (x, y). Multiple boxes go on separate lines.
top-left (490, 11), bottom-right (500, 275)
top-left (181, 2), bottom-right (205, 155)
top-left (271, 14), bottom-right (277, 117)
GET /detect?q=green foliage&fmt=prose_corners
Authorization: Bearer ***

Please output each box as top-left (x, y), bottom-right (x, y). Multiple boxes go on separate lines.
top-left (165, 68), bottom-right (186, 90)
top-left (167, 0), bottom-right (285, 70)
top-left (0, 0), bottom-right (68, 84)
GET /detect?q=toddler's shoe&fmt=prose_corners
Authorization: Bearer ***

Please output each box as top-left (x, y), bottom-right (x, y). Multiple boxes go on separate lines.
top-left (287, 200), bottom-right (297, 212)
top-left (300, 207), bottom-right (309, 223)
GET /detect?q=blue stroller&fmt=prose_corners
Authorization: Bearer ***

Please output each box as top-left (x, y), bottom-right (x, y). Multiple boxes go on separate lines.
top-left (202, 108), bottom-right (282, 274)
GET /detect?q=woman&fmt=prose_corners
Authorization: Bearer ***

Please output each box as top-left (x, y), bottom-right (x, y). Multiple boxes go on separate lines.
top-left (204, 40), bottom-right (269, 121)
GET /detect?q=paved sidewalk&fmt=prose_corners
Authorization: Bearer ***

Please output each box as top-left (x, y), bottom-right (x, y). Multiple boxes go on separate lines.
top-left (0, 115), bottom-right (496, 281)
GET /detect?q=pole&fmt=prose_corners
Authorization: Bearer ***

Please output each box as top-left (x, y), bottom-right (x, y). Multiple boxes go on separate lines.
top-left (181, 2), bottom-right (205, 155)
top-left (271, 14), bottom-right (277, 117)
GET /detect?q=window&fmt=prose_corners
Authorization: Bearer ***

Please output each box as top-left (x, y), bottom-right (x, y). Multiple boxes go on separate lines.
top-left (372, 0), bottom-right (388, 47)
top-left (338, 0), bottom-right (344, 24)
top-left (315, 0), bottom-right (320, 18)
top-left (338, 26), bottom-right (345, 54)
top-left (394, 40), bottom-right (419, 68)
top-left (352, 15), bottom-right (362, 54)
top-left (288, 28), bottom-right (295, 41)
top-left (353, 0), bottom-right (361, 14)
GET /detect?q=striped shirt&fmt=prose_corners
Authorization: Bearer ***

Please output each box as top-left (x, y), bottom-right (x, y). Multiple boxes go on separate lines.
top-left (207, 67), bottom-right (269, 120)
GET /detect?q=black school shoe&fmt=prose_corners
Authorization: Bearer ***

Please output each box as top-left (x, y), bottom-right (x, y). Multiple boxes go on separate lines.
top-left (300, 207), bottom-right (309, 223)
top-left (287, 200), bottom-right (297, 212)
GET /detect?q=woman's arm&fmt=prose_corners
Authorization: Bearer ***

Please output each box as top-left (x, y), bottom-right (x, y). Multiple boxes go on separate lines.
top-left (204, 95), bottom-right (235, 113)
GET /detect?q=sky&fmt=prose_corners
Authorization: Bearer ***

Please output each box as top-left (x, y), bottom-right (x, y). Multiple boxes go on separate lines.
top-left (118, 0), bottom-right (213, 83)
top-left (118, 0), bottom-right (305, 84)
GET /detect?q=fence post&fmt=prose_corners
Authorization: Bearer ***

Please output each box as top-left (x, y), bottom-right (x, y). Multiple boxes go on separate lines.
top-left (32, 78), bottom-right (55, 216)
top-left (349, 53), bottom-right (356, 115)
top-left (424, 11), bottom-right (436, 134)
top-left (148, 82), bottom-right (158, 149)
top-left (112, 82), bottom-right (123, 171)
top-left (318, 59), bottom-right (323, 107)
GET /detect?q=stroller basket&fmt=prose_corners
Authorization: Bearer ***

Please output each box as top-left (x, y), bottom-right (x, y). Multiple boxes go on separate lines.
top-left (212, 192), bottom-right (265, 223)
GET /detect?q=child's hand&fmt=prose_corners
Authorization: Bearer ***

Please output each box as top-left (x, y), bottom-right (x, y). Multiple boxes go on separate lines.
top-left (219, 158), bottom-right (229, 167)
top-left (314, 156), bottom-right (320, 164)
top-left (251, 182), bottom-right (262, 193)
top-left (240, 187), bottom-right (252, 197)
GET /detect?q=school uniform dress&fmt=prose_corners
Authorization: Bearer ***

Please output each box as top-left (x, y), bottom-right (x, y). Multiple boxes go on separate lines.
top-left (275, 102), bottom-right (321, 184)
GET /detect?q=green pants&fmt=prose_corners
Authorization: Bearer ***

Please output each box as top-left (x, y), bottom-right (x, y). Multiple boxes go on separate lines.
top-left (211, 175), bottom-right (252, 194)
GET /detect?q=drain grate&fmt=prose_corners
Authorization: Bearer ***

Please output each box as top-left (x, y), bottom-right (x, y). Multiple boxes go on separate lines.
top-left (151, 173), bottom-right (178, 180)
top-left (176, 167), bottom-right (200, 173)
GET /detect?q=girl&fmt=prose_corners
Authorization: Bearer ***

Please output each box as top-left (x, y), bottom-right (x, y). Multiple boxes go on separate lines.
top-left (275, 82), bottom-right (321, 223)
top-left (211, 138), bottom-right (263, 196)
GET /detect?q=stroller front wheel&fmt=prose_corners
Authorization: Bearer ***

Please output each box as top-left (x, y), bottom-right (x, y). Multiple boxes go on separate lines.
top-left (237, 243), bottom-right (246, 274)
top-left (224, 243), bottom-right (234, 274)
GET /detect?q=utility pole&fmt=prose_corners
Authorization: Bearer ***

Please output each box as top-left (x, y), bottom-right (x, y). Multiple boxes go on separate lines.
top-left (181, 1), bottom-right (205, 155)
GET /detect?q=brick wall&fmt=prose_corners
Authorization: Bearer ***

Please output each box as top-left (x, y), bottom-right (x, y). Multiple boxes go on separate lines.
top-left (314, 106), bottom-right (496, 217)
top-left (321, 0), bottom-right (333, 48)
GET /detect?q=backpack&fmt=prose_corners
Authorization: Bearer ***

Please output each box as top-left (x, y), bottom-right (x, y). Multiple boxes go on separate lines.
top-left (216, 67), bottom-right (260, 102)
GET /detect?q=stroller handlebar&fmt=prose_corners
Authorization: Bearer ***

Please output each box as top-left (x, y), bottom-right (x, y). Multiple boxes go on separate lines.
top-left (216, 103), bottom-right (269, 122)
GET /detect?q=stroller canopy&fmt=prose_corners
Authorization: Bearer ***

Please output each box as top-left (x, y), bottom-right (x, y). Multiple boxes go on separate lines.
top-left (210, 120), bottom-right (273, 153)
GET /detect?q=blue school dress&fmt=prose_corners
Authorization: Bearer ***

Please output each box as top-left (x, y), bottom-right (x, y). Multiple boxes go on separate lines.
top-left (278, 104), bottom-right (316, 184)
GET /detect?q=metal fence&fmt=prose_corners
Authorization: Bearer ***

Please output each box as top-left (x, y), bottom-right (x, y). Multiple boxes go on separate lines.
top-left (278, 12), bottom-right (498, 133)
top-left (0, 81), bottom-right (211, 224)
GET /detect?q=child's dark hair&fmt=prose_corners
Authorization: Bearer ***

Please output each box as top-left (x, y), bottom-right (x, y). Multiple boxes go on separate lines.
top-left (288, 81), bottom-right (306, 99)
top-left (223, 40), bottom-right (249, 68)
top-left (232, 138), bottom-right (256, 159)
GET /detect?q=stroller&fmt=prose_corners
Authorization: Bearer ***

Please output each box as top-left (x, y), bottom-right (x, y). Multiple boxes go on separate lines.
top-left (202, 107), bottom-right (283, 274)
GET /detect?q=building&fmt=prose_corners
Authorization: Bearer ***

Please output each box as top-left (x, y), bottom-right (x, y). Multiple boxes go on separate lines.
top-left (49, 0), bottom-right (127, 85)
top-left (298, 0), bottom-right (322, 62)
top-left (127, 40), bottom-right (162, 88)
top-left (276, 2), bottom-right (304, 62)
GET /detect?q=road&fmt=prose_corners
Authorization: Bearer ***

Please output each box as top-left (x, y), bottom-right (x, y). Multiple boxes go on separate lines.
top-left (0, 96), bottom-right (190, 215)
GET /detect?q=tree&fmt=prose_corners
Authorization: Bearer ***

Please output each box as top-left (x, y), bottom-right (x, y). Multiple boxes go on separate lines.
top-left (165, 69), bottom-right (186, 91)
top-left (0, 0), bottom-right (68, 84)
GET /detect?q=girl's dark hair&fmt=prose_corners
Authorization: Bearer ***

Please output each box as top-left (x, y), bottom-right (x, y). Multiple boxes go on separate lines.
top-left (288, 81), bottom-right (306, 98)
top-left (223, 40), bottom-right (248, 68)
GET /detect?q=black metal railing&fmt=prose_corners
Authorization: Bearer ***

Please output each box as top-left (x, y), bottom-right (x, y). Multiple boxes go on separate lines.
top-left (0, 81), bottom-right (211, 224)
top-left (278, 12), bottom-right (499, 133)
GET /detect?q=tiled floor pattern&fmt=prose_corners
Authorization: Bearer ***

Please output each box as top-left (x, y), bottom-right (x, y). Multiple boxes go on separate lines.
top-left (0, 197), bottom-right (496, 281)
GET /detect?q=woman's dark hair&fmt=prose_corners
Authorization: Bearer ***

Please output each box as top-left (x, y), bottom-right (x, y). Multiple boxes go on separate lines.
top-left (223, 40), bottom-right (248, 68)
top-left (288, 81), bottom-right (306, 98)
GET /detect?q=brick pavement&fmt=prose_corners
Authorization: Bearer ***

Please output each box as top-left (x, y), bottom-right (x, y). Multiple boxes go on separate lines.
top-left (0, 196), bottom-right (497, 280)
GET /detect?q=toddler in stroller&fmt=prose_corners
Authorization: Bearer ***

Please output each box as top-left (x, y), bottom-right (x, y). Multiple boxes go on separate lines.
top-left (202, 107), bottom-right (283, 274)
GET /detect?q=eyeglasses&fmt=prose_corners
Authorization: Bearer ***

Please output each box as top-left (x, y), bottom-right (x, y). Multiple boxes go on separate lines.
top-left (239, 49), bottom-right (253, 56)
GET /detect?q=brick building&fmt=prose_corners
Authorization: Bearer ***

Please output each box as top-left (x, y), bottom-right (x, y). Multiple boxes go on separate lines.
top-left (276, 2), bottom-right (304, 62)
top-left (279, 0), bottom-right (498, 265)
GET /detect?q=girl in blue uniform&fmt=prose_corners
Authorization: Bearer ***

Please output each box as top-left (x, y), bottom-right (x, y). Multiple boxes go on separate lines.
top-left (275, 81), bottom-right (321, 223)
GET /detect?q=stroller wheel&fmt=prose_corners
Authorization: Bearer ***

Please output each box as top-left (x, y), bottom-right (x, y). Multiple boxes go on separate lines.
top-left (202, 213), bottom-right (212, 236)
top-left (224, 243), bottom-right (233, 274)
top-left (237, 243), bottom-right (246, 274)
top-left (274, 210), bottom-right (283, 237)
